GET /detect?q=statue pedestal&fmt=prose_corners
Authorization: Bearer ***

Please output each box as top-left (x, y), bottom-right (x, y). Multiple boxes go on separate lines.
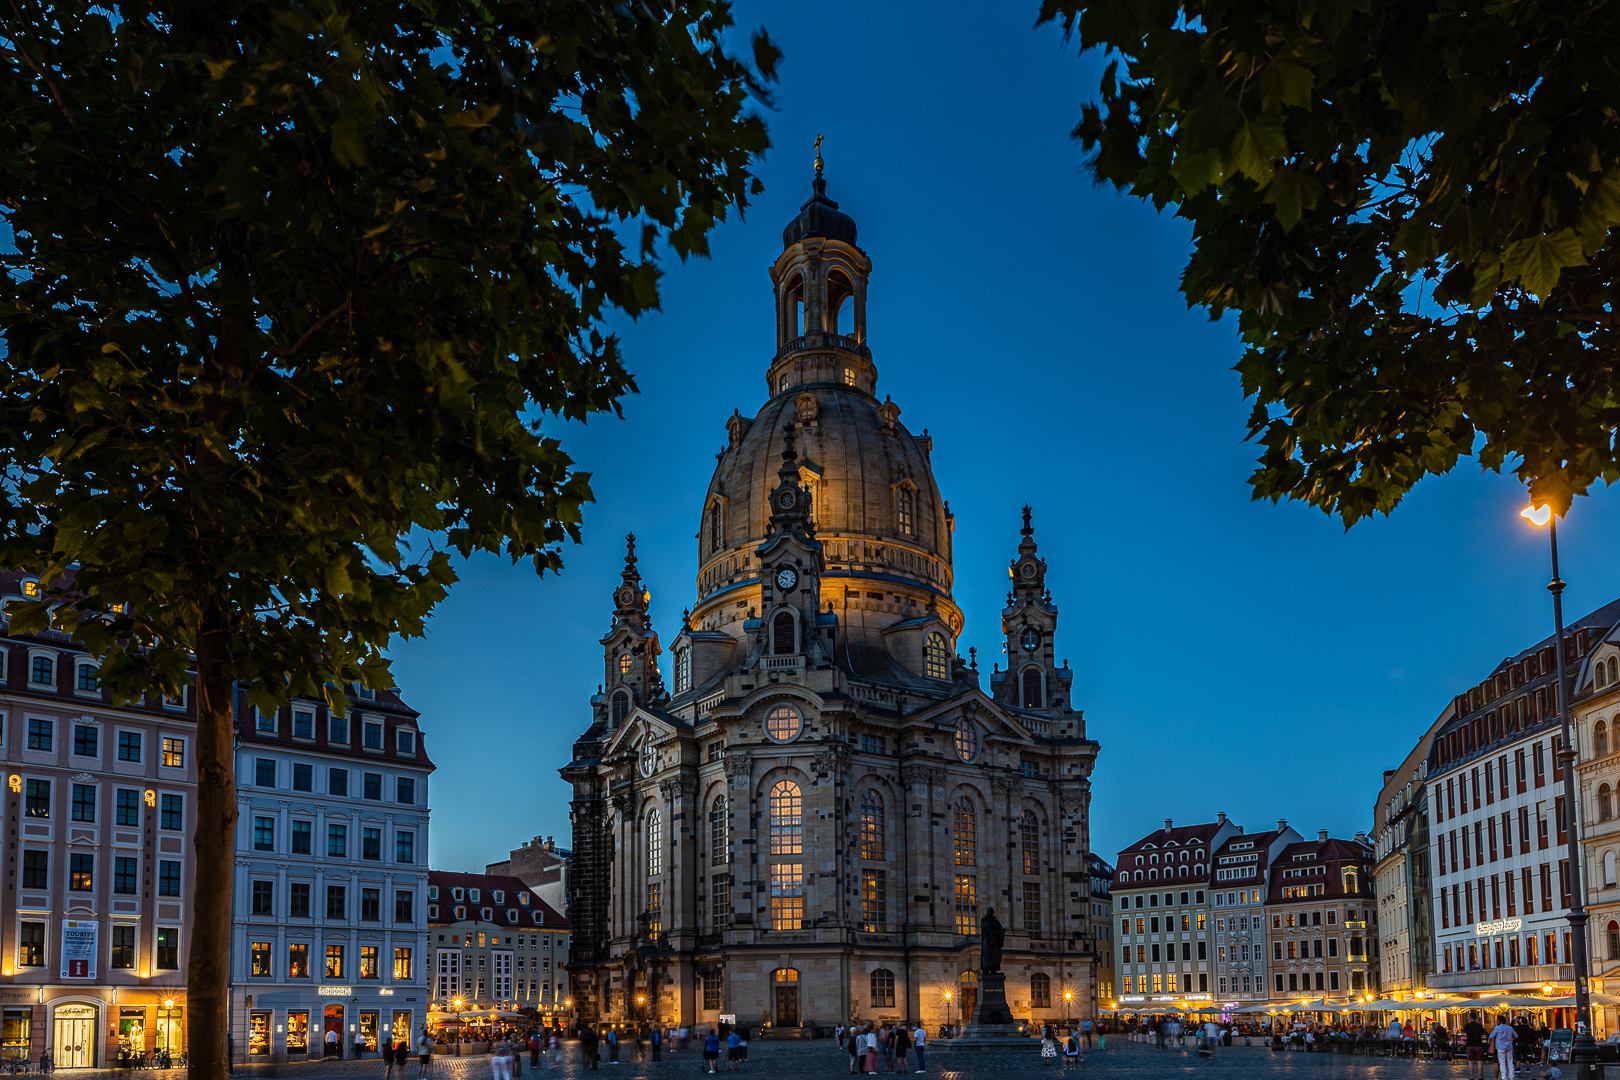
top-left (942, 972), bottom-right (1032, 1053)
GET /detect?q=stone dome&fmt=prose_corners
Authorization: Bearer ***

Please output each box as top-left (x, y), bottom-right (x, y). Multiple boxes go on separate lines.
top-left (781, 176), bottom-right (858, 249)
top-left (691, 382), bottom-right (958, 641)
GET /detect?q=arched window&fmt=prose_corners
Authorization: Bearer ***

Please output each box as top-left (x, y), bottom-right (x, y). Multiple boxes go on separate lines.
top-left (844, 367), bottom-right (856, 387)
top-left (1598, 720), bottom-right (1610, 758)
top-left (773, 967), bottom-right (799, 983)
top-left (860, 790), bottom-right (885, 860)
top-left (769, 781), bottom-right (802, 855)
top-left (1601, 783), bottom-right (1613, 822)
top-left (1022, 667), bottom-right (1043, 708)
top-left (954, 718), bottom-right (978, 762)
top-left (1605, 851), bottom-right (1617, 887)
top-left (953, 796), bottom-right (977, 867)
top-left (676, 648), bottom-right (691, 694)
top-left (773, 611), bottom-right (796, 655)
top-left (1021, 810), bottom-right (1039, 875)
top-left (765, 704), bottom-right (803, 742)
top-left (710, 504), bottom-right (721, 554)
top-left (646, 808), bottom-right (663, 877)
top-left (1602, 664), bottom-right (1612, 689)
top-left (1609, 919), bottom-right (1620, 960)
top-left (897, 488), bottom-right (914, 535)
top-left (870, 968), bottom-right (895, 1008)
top-left (1030, 972), bottom-right (1051, 1009)
top-left (1610, 657), bottom-right (1618, 684)
top-left (925, 632), bottom-right (950, 680)
top-left (710, 796), bottom-right (729, 863)
top-left (611, 691), bottom-right (630, 727)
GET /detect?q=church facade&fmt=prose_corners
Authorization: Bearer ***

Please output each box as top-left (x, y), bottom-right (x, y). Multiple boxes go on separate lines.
top-left (561, 167), bottom-right (1102, 1033)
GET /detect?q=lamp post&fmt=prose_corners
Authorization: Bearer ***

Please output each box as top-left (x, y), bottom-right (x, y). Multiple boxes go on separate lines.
top-left (944, 991), bottom-right (954, 1034)
top-left (1522, 500), bottom-right (1598, 1079)
top-left (1063, 991), bottom-right (1073, 1035)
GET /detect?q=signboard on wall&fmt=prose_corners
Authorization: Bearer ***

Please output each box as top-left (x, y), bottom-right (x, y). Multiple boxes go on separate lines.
top-left (61, 921), bottom-right (97, 980)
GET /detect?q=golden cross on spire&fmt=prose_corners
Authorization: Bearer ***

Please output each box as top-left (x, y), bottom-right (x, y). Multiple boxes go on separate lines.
top-left (814, 133), bottom-right (824, 177)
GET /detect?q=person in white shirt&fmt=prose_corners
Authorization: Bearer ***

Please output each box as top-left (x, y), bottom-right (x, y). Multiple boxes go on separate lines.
top-left (1488, 1015), bottom-right (1517, 1080)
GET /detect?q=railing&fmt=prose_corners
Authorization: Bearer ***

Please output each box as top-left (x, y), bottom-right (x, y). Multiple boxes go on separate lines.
top-left (1344, 920), bottom-right (1368, 930)
top-left (763, 655), bottom-right (802, 670)
top-left (776, 333), bottom-right (871, 359)
top-left (696, 694), bottom-right (724, 718)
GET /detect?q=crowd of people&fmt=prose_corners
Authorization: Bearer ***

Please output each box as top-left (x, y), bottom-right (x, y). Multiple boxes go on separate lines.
top-left (833, 1022), bottom-right (927, 1073)
top-left (571, 1023), bottom-right (750, 1072)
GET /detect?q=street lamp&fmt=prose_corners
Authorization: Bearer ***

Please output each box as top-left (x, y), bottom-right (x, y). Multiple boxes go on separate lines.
top-left (944, 991), bottom-right (954, 1033)
top-left (1522, 498), bottom-right (1598, 1079)
top-left (1063, 991), bottom-right (1073, 1034)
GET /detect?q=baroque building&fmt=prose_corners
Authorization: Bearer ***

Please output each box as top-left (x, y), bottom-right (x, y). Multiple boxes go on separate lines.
top-left (561, 167), bottom-right (1101, 1033)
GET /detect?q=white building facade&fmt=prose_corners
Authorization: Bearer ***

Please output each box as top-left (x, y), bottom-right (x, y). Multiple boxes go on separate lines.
top-left (229, 688), bottom-right (433, 1061)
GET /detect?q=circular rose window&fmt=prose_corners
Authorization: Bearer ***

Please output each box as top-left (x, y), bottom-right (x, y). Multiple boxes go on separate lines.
top-left (765, 704), bottom-right (803, 742)
top-left (954, 718), bottom-right (978, 762)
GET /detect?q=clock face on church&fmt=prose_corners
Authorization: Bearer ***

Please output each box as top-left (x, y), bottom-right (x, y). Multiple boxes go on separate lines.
top-left (1020, 561), bottom-right (1038, 580)
top-left (775, 566), bottom-right (799, 592)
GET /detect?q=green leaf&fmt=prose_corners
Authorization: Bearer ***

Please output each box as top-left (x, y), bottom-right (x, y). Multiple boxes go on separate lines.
top-left (1171, 148), bottom-right (1225, 195)
top-left (1500, 229), bottom-right (1586, 299)
top-left (1259, 58), bottom-right (1315, 113)
top-left (1264, 166), bottom-right (1323, 230)
top-left (1227, 116), bottom-right (1288, 185)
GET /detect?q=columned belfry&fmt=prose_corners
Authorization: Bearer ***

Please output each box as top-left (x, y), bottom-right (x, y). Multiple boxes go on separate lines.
top-left (561, 149), bottom-right (1102, 1034)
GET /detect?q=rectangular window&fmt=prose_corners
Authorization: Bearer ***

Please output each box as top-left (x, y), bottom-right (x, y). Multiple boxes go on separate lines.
top-left (29, 657), bottom-right (52, 686)
top-left (71, 783), bottom-right (95, 823)
top-left (116, 788), bottom-right (139, 826)
top-left (27, 719), bottom-right (51, 752)
top-left (397, 777), bottom-right (416, 805)
top-left (111, 925), bottom-right (135, 969)
top-left (328, 823), bottom-right (347, 857)
top-left (395, 890), bottom-right (414, 923)
top-left (114, 856), bottom-right (138, 895)
top-left (363, 722), bottom-right (383, 750)
top-left (327, 885), bottom-right (346, 920)
top-left (325, 944), bottom-right (345, 979)
top-left (160, 793), bottom-right (183, 830)
top-left (329, 716), bottom-right (348, 745)
top-left (360, 945), bottom-right (379, 980)
top-left (362, 828), bottom-right (381, 861)
top-left (288, 942), bottom-right (309, 978)
top-left (19, 922), bottom-right (44, 967)
top-left (251, 941), bottom-right (272, 977)
top-left (76, 664), bottom-right (99, 692)
top-left (162, 737), bottom-right (184, 768)
top-left (256, 707), bottom-right (277, 733)
top-left (156, 927), bottom-right (178, 969)
top-left (290, 882), bottom-right (311, 918)
top-left (254, 758), bottom-right (275, 787)
top-left (361, 888), bottom-right (380, 921)
top-left (393, 948), bottom-right (413, 981)
top-left (1023, 881), bottom-right (1041, 933)
top-left (21, 850), bottom-right (47, 890)
top-left (73, 725), bottom-right (97, 757)
top-left (860, 868), bottom-right (885, 932)
top-left (24, 779), bottom-right (48, 819)
top-left (769, 863), bottom-right (805, 930)
top-left (953, 874), bottom-right (977, 936)
top-left (158, 860), bottom-right (180, 897)
top-left (363, 773), bottom-right (381, 800)
top-left (117, 731), bottom-right (142, 763)
top-left (329, 768), bottom-right (348, 797)
top-left (292, 820), bottom-right (312, 855)
top-left (251, 880), bottom-right (275, 915)
top-left (396, 831), bottom-right (414, 864)
top-left (396, 729), bottom-right (416, 755)
top-left (292, 763), bottom-right (312, 792)
top-left (1520, 806), bottom-right (1532, 854)
top-left (293, 709), bottom-right (314, 740)
top-left (254, 816), bottom-right (275, 851)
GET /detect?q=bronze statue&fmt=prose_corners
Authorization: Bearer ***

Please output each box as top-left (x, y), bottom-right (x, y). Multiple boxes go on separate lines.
top-left (979, 907), bottom-right (1005, 972)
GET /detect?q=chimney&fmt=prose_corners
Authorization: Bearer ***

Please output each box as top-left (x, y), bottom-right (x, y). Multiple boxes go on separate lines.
top-left (1277, 818), bottom-right (1288, 831)
top-left (1216, 812), bottom-right (1228, 825)
top-left (1354, 831), bottom-right (1370, 846)
top-left (1164, 818), bottom-right (1173, 831)
top-left (1318, 829), bottom-right (1329, 842)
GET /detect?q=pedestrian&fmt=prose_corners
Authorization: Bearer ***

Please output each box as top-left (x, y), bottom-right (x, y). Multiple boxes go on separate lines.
top-left (651, 1026), bottom-right (662, 1063)
top-left (848, 1026), bottom-right (861, 1074)
top-left (607, 1027), bottom-right (619, 1065)
top-left (880, 1024), bottom-right (895, 1074)
top-left (530, 1032), bottom-right (541, 1069)
top-left (326, 1027), bottom-right (340, 1059)
top-left (1040, 1025), bottom-right (1058, 1066)
top-left (865, 1025), bottom-right (879, 1075)
top-left (836, 1025), bottom-right (846, 1050)
top-left (491, 1038), bottom-right (512, 1080)
top-left (417, 1027), bottom-right (435, 1078)
top-left (1063, 1032), bottom-right (1080, 1068)
top-left (707, 1029), bottom-right (723, 1074)
top-left (894, 1024), bottom-right (908, 1073)
top-left (1489, 1014), bottom-right (1516, 1080)
top-left (1097, 1020), bottom-right (1107, 1052)
top-left (384, 1033), bottom-right (398, 1080)
top-left (739, 1026), bottom-right (750, 1070)
top-left (1081, 1018), bottom-right (1092, 1050)
top-left (1463, 1015), bottom-right (1488, 1080)
top-left (912, 1024), bottom-right (926, 1074)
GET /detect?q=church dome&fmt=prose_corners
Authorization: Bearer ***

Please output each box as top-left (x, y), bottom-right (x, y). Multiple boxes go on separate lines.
top-left (781, 176), bottom-right (858, 249)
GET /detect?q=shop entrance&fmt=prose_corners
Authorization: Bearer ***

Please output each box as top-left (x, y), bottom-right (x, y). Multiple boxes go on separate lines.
top-left (53, 1005), bottom-right (96, 1069)
top-left (323, 1005), bottom-right (345, 1058)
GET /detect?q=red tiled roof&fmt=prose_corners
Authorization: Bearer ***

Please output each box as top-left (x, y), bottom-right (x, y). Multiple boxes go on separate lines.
top-left (429, 870), bottom-right (571, 931)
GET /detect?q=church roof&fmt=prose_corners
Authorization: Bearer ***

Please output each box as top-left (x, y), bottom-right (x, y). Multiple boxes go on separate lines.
top-left (782, 174), bottom-right (858, 250)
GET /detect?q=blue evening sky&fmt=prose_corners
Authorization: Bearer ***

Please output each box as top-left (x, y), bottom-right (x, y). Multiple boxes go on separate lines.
top-left (402, 1), bottom-right (1620, 873)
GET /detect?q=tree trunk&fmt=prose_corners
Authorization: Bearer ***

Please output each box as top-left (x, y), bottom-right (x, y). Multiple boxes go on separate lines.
top-left (187, 598), bottom-right (237, 1080)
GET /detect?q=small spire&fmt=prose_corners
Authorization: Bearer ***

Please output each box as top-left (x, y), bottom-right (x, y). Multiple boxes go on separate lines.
top-left (812, 133), bottom-right (827, 198)
top-left (814, 133), bottom-right (824, 177)
top-left (969, 646), bottom-right (978, 671)
top-left (1021, 505), bottom-right (1033, 537)
top-left (624, 532), bottom-right (638, 567)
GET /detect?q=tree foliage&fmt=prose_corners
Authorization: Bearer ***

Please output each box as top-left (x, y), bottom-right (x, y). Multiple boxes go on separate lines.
top-left (0, 1), bottom-right (774, 1075)
top-left (1040, 0), bottom-right (1620, 522)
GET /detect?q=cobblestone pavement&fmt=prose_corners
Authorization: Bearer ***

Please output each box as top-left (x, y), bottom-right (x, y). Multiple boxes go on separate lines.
top-left (53, 1040), bottom-right (1514, 1080)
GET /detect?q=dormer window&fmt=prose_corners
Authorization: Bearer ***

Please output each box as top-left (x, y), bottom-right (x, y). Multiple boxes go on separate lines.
top-left (428, 905), bottom-right (439, 920)
top-left (925, 633), bottom-right (949, 680)
top-left (451, 888), bottom-right (465, 902)
top-left (518, 892), bottom-right (530, 905)
top-left (507, 909), bottom-right (518, 922)
top-left (21, 579), bottom-right (39, 598)
top-left (492, 890), bottom-right (504, 904)
top-left (532, 911), bottom-right (544, 925)
top-left (468, 889), bottom-right (480, 903)
top-left (897, 488), bottom-right (913, 535)
top-left (454, 906), bottom-right (466, 920)
top-left (428, 886), bottom-right (439, 901)
top-left (675, 649), bottom-right (691, 694)
top-left (611, 691), bottom-right (630, 727)
top-left (480, 907), bottom-right (493, 921)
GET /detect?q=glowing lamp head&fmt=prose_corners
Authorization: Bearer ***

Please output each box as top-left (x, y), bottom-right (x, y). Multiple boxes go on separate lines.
top-left (163, 999), bottom-right (174, 1009)
top-left (1521, 503), bottom-right (1554, 527)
